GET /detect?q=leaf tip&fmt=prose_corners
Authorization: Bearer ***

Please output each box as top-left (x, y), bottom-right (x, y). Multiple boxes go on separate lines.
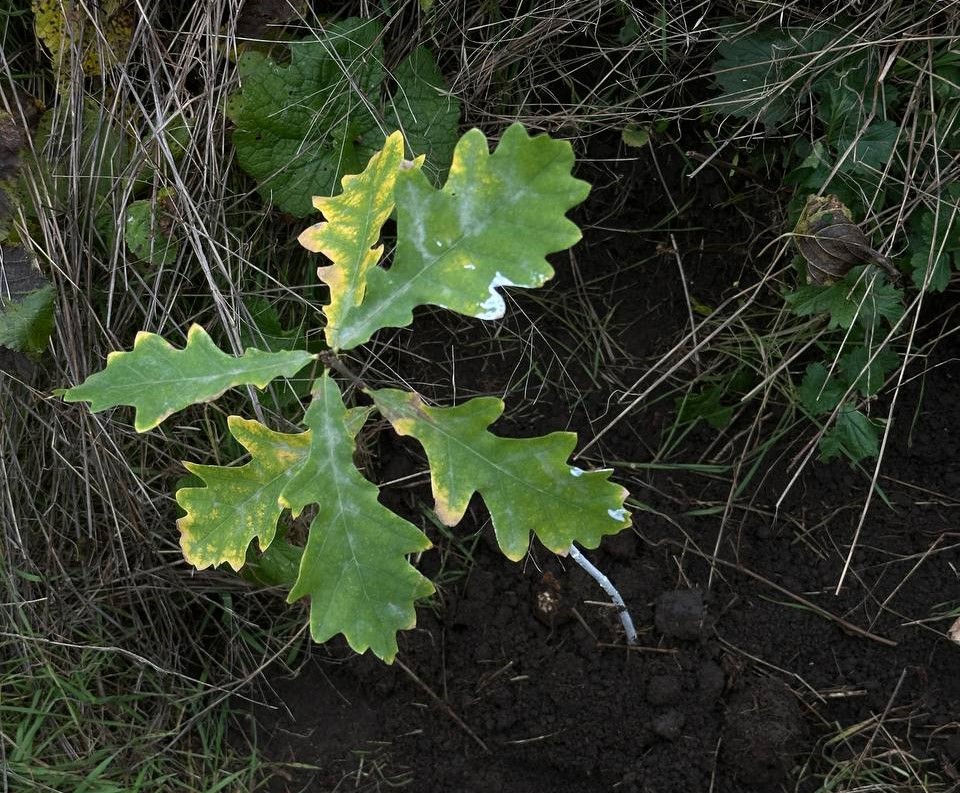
top-left (133, 412), bottom-right (165, 433)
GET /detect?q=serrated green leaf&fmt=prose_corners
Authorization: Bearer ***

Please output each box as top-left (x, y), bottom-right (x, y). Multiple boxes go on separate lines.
top-left (226, 19), bottom-right (459, 217)
top-left (302, 124), bottom-right (590, 350)
top-left (178, 417), bottom-right (310, 571)
top-left (370, 387), bottom-right (630, 562)
top-left (60, 324), bottom-right (315, 431)
top-left (0, 283), bottom-right (55, 357)
top-left (797, 362), bottom-right (845, 415)
top-left (838, 346), bottom-right (899, 396)
top-left (784, 267), bottom-right (903, 330)
top-left (125, 192), bottom-right (179, 265)
top-left (785, 281), bottom-right (856, 329)
top-left (710, 28), bottom-right (836, 127)
top-left (836, 120), bottom-right (898, 173)
top-left (909, 248), bottom-right (952, 292)
top-left (280, 373), bottom-right (433, 662)
top-left (819, 407), bottom-right (879, 463)
top-left (908, 206), bottom-right (960, 292)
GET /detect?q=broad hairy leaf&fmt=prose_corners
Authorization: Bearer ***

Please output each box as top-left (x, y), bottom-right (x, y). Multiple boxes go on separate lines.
top-left (370, 387), bottom-right (630, 561)
top-left (301, 124), bottom-right (590, 350)
top-left (60, 324), bottom-right (314, 431)
top-left (280, 373), bottom-right (433, 662)
top-left (0, 247), bottom-right (55, 357)
top-left (178, 416), bottom-right (310, 571)
top-left (225, 18), bottom-right (459, 217)
top-left (386, 47), bottom-right (460, 187)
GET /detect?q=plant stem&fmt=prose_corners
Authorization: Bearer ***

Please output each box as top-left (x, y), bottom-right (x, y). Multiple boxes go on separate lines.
top-left (319, 350), bottom-right (367, 391)
top-left (567, 543), bottom-right (638, 644)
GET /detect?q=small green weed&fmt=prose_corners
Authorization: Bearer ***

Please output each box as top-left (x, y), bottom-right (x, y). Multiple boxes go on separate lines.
top-left (692, 24), bottom-right (960, 464)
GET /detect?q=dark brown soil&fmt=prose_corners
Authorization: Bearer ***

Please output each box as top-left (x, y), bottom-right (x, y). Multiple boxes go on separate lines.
top-left (246, 133), bottom-right (960, 792)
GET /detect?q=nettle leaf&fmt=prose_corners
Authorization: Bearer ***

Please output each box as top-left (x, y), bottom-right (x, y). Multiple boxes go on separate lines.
top-left (784, 267), bottom-right (903, 330)
top-left (281, 373), bottom-right (433, 662)
top-left (710, 28), bottom-right (836, 127)
top-left (178, 417), bottom-right (309, 571)
top-left (301, 124), bottom-right (590, 350)
top-left (798, 362), bottom-right (844, 415)
top-left (60, 324), bottom-right (314, 431)
top-left (225, 18), bottom-right (383, 217)
top-left (820, 407), bottom-right (879, 463)
top-left (836, 120), bottom-right (898, 173)
top-left (908, 205), bottom-right (960, 292)
top-left (838, 346), bottom-right (899, 396)
top-left (226, 18), bottom-right (459, 217)
top-left (370, 387), bottom-right (630, 562)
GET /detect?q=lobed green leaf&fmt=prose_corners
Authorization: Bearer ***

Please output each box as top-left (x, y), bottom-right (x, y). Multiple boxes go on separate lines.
top-left (60, 324), bottom-right (315, 431)
top-left (280, 373), bottom-right (433, 662)
top-left (298, 131), bottom-right (414, 348)
top-left (370, 387), bottom-right (630, 561)
top-left (302, 123), bottom-right (591, 350)
top-left (178, 417), bottom-right (310, 571)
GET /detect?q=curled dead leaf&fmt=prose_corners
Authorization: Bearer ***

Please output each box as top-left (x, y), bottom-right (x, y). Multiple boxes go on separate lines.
top-left (793, 194), bottom-right (901, 285)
